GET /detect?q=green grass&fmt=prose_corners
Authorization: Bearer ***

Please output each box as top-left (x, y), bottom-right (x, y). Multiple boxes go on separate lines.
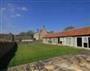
top-left (9, 43), bottom-right (83, 66)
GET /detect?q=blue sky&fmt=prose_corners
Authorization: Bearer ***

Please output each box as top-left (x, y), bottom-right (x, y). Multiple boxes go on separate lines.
top-left (0, 0), bottom-right (90, 34)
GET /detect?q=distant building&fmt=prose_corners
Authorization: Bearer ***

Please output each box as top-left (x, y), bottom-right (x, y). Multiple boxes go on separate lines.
top-left (34, 26), bottom-right (47, 40)
top-left (34, 32), bottom-right (40, 40)
top-left (43, 26), bottom-right (90, 48)
top-left (0, 34), bottom-right (33, 42)
top-left (0, 34), bottom-right (11, 41)
top-left (14, 35), bottom-right (33, 42)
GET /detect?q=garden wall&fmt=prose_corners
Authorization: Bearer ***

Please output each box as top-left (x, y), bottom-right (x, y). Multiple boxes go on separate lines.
top-left (0, 42), bottom-right (18, 71)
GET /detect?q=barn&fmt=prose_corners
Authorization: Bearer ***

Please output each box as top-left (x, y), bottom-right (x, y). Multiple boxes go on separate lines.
top-left (43, 26), bottom-right (90, 48)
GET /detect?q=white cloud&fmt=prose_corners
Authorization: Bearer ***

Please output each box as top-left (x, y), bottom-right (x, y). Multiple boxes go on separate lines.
top-left (16, 13), bottom-right (21, 17)
top-left (21, 7), bottom-right (28, 11)
top-left (9, 13), bottom-right (21, 18)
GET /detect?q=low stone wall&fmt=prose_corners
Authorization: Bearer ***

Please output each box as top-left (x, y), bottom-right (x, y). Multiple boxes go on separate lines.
top-left (8, 52), bottom-right (90, 71)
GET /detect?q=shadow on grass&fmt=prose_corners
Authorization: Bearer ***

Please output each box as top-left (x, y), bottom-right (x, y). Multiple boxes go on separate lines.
top-left (0, 42), bottom-right (18, 71)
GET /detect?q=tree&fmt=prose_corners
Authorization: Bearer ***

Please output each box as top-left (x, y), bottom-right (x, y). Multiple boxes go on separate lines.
top-left (19, 32), bottom-right (26, 35)
top-left (27, 30), bottom-right (34, 36)
top-left (19, 30), bottom-right (34, 35)
top-left (48, 31), bottom-right (54, 33)
top-left (19, 30), bottom-right (35, 38)
top-left (64, 26), bottom-right (75, 31)
top-left (26, 30), bottom-right (35, 38)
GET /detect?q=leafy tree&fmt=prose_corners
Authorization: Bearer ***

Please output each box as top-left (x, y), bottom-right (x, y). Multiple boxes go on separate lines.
top-left (27, 30), bottom-right (34, 36)
top-left (48, 31), bottom-right (54, 33)
top-left (19, 30), bottom-right (34, 35)
top-left (64, 26), bottom-right (75, 31)
top-left (19, 32), bottom-right (26, 35)
top-left (19, 30), bottom-right (35, 38)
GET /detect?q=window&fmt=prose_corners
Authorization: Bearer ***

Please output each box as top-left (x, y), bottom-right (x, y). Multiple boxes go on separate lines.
top-left (48, 39), bottom-right (52, 43)
top-left (83, 37), bottom-right (87, 43)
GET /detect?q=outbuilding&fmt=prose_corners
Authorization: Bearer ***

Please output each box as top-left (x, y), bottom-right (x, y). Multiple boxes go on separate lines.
top-left (43, 26), bottom-right (90, 48)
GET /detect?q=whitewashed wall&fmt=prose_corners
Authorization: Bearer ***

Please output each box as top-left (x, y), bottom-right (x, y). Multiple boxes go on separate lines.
top-left (43, 38), bottom-right (48, 43)
top-left (43, 36), bottom-right (90, 48)
top-left (51, 38), bottom-right (58, 44)
top-left (82, 36), bottom-right (90, 48)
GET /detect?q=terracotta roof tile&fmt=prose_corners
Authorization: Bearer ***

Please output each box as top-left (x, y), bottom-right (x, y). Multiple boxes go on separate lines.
top-left (44, 26), bottom-right (90, 38)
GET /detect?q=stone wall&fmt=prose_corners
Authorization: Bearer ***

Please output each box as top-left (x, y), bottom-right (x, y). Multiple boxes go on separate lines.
top-left (0, 42), bottom-right (18, 71)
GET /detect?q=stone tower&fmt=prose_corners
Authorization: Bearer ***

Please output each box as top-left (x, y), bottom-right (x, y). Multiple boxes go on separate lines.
top-left (39, 25), bottom-right (47, 40)
top-left (34, 25), bottom-right (47, 40)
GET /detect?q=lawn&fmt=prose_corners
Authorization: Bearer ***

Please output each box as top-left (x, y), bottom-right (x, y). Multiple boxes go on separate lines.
top-left (9, 43), bottom-right (83, 66)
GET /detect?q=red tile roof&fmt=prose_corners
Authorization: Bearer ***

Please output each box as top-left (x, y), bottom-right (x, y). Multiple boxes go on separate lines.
top-left (44, 26), bottom-right (90, 38)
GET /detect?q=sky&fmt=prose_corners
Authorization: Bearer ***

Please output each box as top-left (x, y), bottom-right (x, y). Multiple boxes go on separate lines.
top-left (0, 0), bottom-right (90, 34)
